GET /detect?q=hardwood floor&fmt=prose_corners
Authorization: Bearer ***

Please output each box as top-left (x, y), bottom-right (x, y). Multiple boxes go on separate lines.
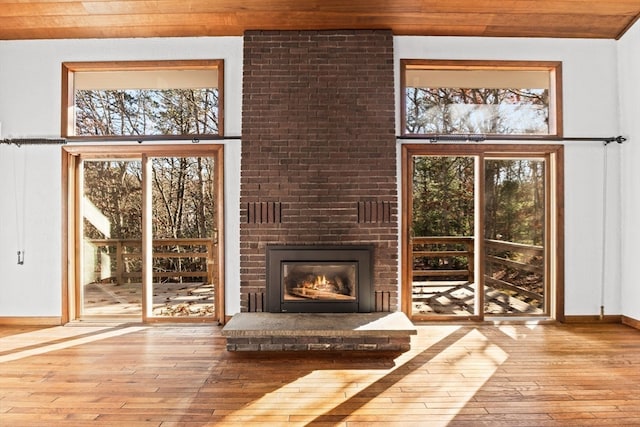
top-left (1, 321), bottom-right (640, 426)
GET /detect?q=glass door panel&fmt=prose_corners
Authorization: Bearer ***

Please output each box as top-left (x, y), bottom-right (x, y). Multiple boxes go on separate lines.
top-left (404, 145), bottom-right (558, 322)
top-left (149, 156), bottom-right (218, 319)
top-left (483, 158), bottom-right (547, 316)
top-left (411, 156), bottom-right (478, 317)
top-left (80, 159), bottom-right (143, 318)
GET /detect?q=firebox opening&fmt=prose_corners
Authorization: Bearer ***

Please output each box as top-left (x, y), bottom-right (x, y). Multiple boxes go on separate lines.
top-left (266, 245), bottom-right (374, 313)
top-left (283, 262), bottom-right (357, 302)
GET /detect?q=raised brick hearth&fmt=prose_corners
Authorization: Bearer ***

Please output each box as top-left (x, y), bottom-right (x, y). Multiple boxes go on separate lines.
top-left (239, 30), bottom-right (398, 313)
top-left (222, 312), bottom-right (416, 352)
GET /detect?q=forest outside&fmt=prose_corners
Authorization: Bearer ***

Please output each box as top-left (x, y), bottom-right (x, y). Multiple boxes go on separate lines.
top-left (411, 155), bottom-right (546, 317)
top-left (75, 88), bottom-right (219, 136)
top-left (406, 87), bottom-right (549, 135)
top-left (81, 156), bottom-right (218, 318)
top-left (75, 85), bottom-right (221, 319)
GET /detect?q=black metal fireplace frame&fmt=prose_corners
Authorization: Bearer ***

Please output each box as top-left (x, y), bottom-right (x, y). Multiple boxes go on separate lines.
top-left (266, 245), bottom-right (374, 313)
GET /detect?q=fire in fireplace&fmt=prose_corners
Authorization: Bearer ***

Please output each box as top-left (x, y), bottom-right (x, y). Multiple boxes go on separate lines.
top-left (283, 263), bottom-right (356, 301)
top-left (266, 245), bottom-right (373, 313)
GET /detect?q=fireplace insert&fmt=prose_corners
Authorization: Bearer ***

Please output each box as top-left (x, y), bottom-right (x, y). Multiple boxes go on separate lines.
top-left (266, 245), bottom-right (374, 313)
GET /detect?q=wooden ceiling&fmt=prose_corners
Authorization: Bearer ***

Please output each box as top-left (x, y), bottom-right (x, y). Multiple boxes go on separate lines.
top-left (1, 1), bottom-right (640, 41)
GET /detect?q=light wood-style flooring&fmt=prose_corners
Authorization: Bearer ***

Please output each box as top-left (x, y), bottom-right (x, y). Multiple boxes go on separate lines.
top-left (1, 321), bottom-right (639, 426)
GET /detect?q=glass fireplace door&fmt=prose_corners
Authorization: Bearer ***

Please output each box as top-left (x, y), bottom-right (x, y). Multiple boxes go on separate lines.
top-left (266, 245), bottom-right (373, 313)
top-left (282, 262), bottom-right (357, 302)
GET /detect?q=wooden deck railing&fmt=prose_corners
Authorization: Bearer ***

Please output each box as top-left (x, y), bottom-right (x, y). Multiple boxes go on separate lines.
top-left (411, 236), bottom-right (475, 283)
top-left (484, 239), bottom-right (544, 301)
top-left (85, 238), bottom-right (216, 285)
top-left (411, 236), bottom-right (544, 301)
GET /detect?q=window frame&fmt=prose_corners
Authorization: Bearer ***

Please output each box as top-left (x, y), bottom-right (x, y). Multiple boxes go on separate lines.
top-left (400, 59), bottom-right (563, 139)
top-left (61, 59), bottom-right (225, 140)
top-left (61, 144), bottom-right (226, 324)
top-left (401, 143), bottom-right (565, 322)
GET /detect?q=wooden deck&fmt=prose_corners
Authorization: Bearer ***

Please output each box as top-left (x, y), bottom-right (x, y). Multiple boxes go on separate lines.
top-left (412, 281), bottom-right (544, 316)
top-left (1, 322), bottom-right (640, 426)
top-left (83, 281), bottom-right (215, 317)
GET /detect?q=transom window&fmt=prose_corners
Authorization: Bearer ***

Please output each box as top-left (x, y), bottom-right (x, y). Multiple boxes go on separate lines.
top-left (62, 60), bottom-right (224, 138)
top-left (401, 60), bottom-right (562, 137)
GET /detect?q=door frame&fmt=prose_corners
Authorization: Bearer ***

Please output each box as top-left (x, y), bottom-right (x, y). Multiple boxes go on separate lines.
top-left (401, 143), bottom-right (564, 322)
top-left (61, 144), bottom-right (225, 324)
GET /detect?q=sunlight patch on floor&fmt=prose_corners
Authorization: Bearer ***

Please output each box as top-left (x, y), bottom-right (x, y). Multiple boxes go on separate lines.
top-left (0, 326), bottom-right (148, 363)
top-left (388, 328), bottom-right (509, 425)
top-left (496, 321), bottom-right (539, 340)
top-left (217, 325), bottom-right (508, 424)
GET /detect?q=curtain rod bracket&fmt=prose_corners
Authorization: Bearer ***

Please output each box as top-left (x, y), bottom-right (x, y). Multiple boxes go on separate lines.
top-left (604, 135), bottom-right (626, 145)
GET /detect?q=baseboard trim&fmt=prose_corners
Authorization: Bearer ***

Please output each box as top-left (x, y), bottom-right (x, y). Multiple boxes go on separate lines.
top-left (0, 317), bottom-right (62, 326)
top-left (563, 315), bottom-right (622, 324)
top-left (622, 316), bottom-right (640, 330)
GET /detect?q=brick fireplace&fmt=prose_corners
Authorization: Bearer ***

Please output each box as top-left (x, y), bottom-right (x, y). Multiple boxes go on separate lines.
top-left (240, 30), bottom-right (398, 313)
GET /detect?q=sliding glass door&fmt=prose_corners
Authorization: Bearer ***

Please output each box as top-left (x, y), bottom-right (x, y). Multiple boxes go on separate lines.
top-left (483, 158), bottom-right (547, 316)
top-left (149, 156), bottom-right (218, 319)
top-left (403, 144), bottom-right (562, 321)
top-left (81, 158), bottom-right (143, 318)
top-left (66, 145), bottom-right (224, 323)
top-left (410, 155), bottom-right (479, 317)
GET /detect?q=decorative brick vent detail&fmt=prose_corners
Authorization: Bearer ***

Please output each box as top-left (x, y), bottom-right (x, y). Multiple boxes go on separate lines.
top-left (246, 202), bottom-right (282, 224)
top-left (375, 291), bottom-right (392, 312)
top-left (357, 200), bottom-right (393, 224)
top-left (247, 292), bottom-right (265, 312)
top-left (240, 30), bottom-right (398, 312)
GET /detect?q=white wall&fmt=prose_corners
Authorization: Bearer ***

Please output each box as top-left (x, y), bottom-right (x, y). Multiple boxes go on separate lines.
top-left (395, 36), bottom-right (623, 316)
top-left (618, 23), bottom-right (640, 321)
top-left (0, 34), bottom-right (627, 320)
top-left (0, 37), bottom-right (243, 318)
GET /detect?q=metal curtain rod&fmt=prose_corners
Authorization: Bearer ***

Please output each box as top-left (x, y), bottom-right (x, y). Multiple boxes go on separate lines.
top-left (2, 135), bottom-right (627, 145)
top-left (397, 135), bottom-right (627, 144)
top-left (1, 135), bottom-right (244, 146)
top-left (2, 138), bottom-right (67, 146)
top-left (51, 135), bottom-right (242, 144)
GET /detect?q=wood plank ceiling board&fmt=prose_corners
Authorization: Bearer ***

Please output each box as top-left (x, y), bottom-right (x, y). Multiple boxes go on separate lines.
top-left (0, 0), bottom-right (639, 40)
